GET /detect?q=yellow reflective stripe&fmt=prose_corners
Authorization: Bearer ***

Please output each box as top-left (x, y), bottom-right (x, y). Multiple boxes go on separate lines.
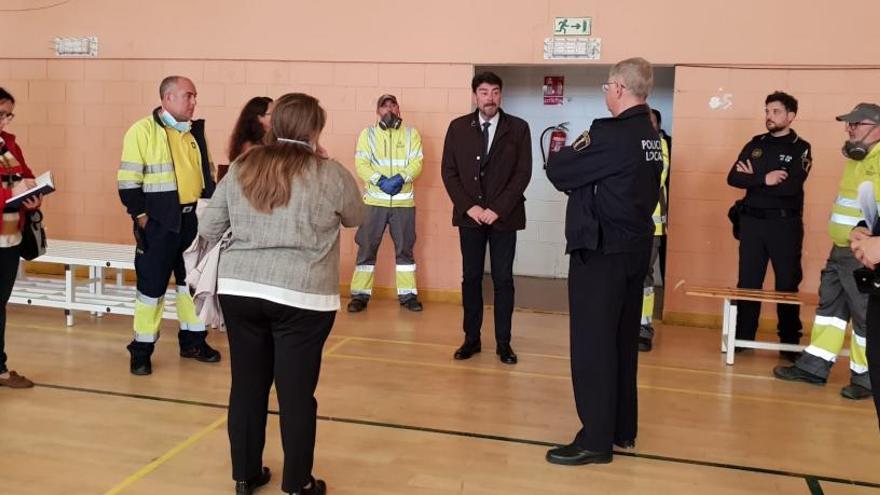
top-left (367, 127), bottom-right (378, 156)
top-left (120, 161), bottom-right (143, 172)
top-left (143, 171), bottom-right (176, 184)
top-left (814, 315), bottom-right (847, 330)
top-left (144, 163), bottom-right (174, 174)
top-left (835, 196), bottom-right (859, 209)
top-left (804, 345), bottom-right (838, 362)
top-left (830, 213), bottom-right (861, 226)
top-left (366, 190), bottom-right (414, 201)
top-left (144, 183), bottom-right (177, 193)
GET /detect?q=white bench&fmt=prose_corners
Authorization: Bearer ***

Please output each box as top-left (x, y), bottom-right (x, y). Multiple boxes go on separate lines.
top-left (10, 239), bottom-right (178, 326)
top-left (685, 286), bottom-right (826, 365)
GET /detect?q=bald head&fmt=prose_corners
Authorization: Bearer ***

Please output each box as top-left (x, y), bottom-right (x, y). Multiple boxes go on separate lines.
top-left (159, 76), bottom-right (197, 122)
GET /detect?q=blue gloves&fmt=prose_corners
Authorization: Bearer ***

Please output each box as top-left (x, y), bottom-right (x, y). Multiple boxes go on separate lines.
top-left (377, 174), bottom-right (405, 195)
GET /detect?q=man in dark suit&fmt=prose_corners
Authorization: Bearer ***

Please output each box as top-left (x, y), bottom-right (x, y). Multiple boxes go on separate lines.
top-left (441, 71), bottom-right (532, 365)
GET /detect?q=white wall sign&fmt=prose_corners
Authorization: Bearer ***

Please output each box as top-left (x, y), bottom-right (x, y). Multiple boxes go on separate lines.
top-left (543, 37), bottom-right (601, 60)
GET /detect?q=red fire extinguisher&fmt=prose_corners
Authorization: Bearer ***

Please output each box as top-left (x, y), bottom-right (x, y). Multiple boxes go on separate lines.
top-left (541, 122), bottom-right (569, 169)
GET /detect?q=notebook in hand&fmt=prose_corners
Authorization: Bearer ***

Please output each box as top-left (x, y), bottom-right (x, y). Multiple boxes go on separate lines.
top-left (6, 171), bottom-right (54, 209)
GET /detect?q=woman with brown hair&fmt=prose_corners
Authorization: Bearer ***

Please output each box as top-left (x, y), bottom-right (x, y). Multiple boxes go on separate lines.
top-left (0, 87), bottom-right (41, 389)
top-left (200, 93), bottom-right (364, 495)
top-left (228, 96), bottom-right (274, 163)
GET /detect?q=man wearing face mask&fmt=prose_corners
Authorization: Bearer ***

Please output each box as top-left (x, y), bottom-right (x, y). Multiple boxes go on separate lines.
top-left (347, 94), bottom-right (424, 313)
top-left (117, 75), bottom-right (218, 376)
top-left (727, 91), bottom-right (812, 358)
top-left (784, 103), bottom-right (880, 407)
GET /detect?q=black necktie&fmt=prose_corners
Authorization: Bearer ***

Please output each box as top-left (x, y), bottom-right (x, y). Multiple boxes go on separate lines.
top-left (482, 122), bottom-right (491, 158)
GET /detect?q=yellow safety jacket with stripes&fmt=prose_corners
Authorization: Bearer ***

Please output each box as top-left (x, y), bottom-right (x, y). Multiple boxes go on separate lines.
top-left (117, 108), bottom-right (215, 233)
top-left (652, 139), bottom-right (670, 236)
top-left (828, 145), bottom-right (880, 247)
top-left (355, 124), bottom-right (423, 208)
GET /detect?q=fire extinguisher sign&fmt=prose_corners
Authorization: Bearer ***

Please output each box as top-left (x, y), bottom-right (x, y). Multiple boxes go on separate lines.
top-left (543, 76), bottom-right (564, 105)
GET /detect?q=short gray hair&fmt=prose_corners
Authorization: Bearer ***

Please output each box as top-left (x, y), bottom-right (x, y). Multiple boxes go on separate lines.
top-left (159, 75), bottom-right (187, 99)
top-left (609, 58), bottom-right (653, 99)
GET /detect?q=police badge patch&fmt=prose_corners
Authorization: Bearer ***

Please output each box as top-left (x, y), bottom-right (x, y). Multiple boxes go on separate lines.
top-left (572, 131), bottom-right (591, 152)
top-left (751, 148), bottom-right (763, 159)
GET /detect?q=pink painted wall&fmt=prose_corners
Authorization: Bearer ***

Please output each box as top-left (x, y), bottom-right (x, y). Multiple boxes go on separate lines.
top-left (3, 0), bottom-right (880, 312)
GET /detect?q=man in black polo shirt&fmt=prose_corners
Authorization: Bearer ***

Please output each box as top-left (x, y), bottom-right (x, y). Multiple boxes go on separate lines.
top-left (727, 91), bottom-right (812, 357)
top-left (545, 57), bottom-right (662, 465)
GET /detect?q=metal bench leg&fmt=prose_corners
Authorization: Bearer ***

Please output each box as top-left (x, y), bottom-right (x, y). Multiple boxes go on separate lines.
top-left (726, 301), bottom-right (738, 365)
top-left (65, 264), bottom-right (74, 327)
top-left (721, 298), bottom-right (730, 353)
top-left (95, 266), bottom-right (105, 317)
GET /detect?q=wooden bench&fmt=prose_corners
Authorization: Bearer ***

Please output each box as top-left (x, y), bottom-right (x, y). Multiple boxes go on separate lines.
top-left (10, 239), bottom-right (178, 326)
top-left (685, 286), bottom-right (820, 365)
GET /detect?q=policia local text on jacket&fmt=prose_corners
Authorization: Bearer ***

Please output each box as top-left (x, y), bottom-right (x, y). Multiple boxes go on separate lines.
top-left (348, 120), bottom-right (423, 309)
top-left (546, 104), bottom-right (662, 453)
top-left (727, 131), bottom-right (812, 344)
top-left (117, 107), bottom-right (217, 373)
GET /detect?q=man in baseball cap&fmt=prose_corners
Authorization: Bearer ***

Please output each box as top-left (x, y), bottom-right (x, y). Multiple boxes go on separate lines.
top-left (347, 94), bottom-right (425, 313)
top-left (836, 102), bottom-right (880, 125)
top-left (774, 102), bottom-right (880, 404)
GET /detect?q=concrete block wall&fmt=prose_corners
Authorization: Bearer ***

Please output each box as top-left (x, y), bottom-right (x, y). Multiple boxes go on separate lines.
top-left (3, 59), bottom-right (474, 293)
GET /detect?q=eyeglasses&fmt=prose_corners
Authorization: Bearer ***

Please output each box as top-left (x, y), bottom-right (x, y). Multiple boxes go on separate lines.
top-left (846, 122), bottom-right (877, 129)
top-left (601, 81), bottom-right (625, 93)
top-left (0, 112), bottom-right (14, 122)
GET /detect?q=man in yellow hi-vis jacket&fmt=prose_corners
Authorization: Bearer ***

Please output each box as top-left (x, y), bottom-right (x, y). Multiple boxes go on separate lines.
top-left (639, 108), bottom-right (670, 352)
top-left (117, 76), bottom-right (219, 376)
top-left (348, 94), bottom-right (424, 313)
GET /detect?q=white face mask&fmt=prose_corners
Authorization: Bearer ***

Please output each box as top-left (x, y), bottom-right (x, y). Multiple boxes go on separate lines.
top-left (160, 109), bottom-right (191, 133)
top-left (277, 137), bottom-right (316, 152)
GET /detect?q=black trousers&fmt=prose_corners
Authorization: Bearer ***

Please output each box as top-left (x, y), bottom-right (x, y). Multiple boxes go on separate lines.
top-left (220, 294), bottom-right (335, 493)
top-left (134, 210), bottom-right (197, 298)
top-left (569, 248), bottom-right (649, 452)
top-left (735, 215), bottom-right (804, 342)
top-left (864, 294), bottom-right (880, 430)
top-left (0, 244), bottom-right (20, 374)
top-left (459, 226), bottom-right (516, 344)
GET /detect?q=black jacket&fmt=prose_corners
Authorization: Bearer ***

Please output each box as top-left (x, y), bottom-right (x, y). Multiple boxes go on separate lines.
top-left (546, 104), bottom-right (662, 254)
top-left (726, 130), bottom-right (811, 211)
top-left (441, 109), bottom-right (532, 231)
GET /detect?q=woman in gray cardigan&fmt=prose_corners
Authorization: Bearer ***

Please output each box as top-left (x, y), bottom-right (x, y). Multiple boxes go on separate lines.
top-left (199, 93), bottom-right (364, 495)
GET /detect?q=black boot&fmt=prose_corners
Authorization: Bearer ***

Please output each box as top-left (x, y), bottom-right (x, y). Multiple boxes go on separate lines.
top-left (179, 330), bottom-right (221, 363)
top-left (127, 340), bottom-right (154, 376)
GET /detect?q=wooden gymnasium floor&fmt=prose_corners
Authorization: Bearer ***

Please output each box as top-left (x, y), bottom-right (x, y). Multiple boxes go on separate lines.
top-left (1, 300), bottom-right (878, 495)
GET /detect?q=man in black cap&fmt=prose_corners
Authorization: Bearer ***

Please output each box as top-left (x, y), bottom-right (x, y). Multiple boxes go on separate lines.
top-left (727, 91), bottom-right (812, 359)
top-left (347, 94), bottom-right (425, 313)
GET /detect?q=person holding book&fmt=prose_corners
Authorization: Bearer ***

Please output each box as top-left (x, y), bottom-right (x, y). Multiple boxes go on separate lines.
top-left (0, 87), bottom-right (40, 389)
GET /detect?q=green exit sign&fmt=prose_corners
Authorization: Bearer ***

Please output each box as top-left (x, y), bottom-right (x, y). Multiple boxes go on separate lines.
top-left (554, 17), bottom-right (591, 36)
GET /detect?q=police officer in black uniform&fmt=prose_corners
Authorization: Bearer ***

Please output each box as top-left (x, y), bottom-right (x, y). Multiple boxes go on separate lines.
top-left (544, 57), bottom-right (662, 466)
top-left (727, 91), bottom-right (812, 357)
